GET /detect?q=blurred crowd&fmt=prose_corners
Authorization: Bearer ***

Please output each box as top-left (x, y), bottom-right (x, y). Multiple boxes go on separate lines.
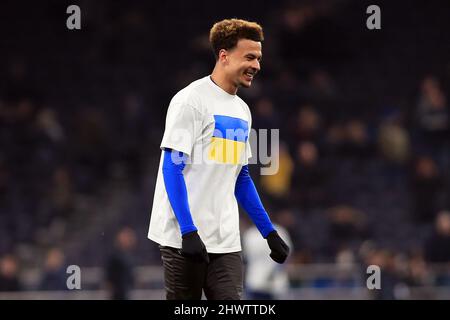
top-left (0, 0), bottom-right (449, 298)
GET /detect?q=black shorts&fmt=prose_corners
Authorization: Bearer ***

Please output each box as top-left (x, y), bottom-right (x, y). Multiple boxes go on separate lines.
top-left (159, 245), bottom-right (243, 300)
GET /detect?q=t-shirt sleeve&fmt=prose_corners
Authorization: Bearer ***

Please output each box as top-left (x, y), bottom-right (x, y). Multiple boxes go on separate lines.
top-left (160, 98), bottom-right (203, 157)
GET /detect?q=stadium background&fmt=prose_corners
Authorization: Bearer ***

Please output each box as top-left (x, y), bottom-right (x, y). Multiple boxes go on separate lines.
top-left (0, 0), bottom-right (449, 299)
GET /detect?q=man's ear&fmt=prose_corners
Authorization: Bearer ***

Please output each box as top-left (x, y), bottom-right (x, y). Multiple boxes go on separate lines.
top-left (218, 49), bottom-right (228, 64)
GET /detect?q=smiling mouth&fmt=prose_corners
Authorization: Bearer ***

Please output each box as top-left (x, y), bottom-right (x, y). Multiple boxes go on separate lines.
top-left (244, 70), bottom-right (256, 80)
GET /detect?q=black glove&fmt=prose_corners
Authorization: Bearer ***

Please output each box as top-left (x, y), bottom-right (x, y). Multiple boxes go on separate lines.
top-left (181, 231), bottom-right (210, 264)
top-left (266, 230), bottom-right (290, 264)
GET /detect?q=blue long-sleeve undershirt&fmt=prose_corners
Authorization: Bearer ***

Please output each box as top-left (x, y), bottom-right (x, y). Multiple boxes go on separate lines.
top-left (162, 149), bottom-right (197, 235)
top-left (235, 165), bottom-right (275, 238)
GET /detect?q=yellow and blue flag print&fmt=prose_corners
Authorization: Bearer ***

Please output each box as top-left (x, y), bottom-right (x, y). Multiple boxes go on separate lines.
top-left (208, 115), bottom-right (249, 165)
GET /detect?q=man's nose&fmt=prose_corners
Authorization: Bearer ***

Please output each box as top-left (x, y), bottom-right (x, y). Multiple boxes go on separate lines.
top-left (252, 60), bottom-right (260, 71)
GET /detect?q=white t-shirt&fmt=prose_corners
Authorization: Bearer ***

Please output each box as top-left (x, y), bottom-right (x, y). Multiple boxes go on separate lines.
top-left (148, 76), bottom-right (252, 253)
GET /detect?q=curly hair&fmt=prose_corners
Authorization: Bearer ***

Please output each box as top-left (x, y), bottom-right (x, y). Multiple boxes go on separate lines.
top-left (209, 19), bottom-right (264, 59)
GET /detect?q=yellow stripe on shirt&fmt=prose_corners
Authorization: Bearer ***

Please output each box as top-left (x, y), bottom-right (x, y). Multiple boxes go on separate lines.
top-left (208, 137), bottom-right (246, 165)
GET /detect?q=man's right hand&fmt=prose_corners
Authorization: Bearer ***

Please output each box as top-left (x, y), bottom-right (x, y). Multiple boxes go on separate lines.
top-left (181, 231), bottom-right (210, 264)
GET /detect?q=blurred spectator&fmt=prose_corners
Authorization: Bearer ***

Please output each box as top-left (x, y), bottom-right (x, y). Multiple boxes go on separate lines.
top-left (305, 69), bottom-right (338, 101)
top-left (113, 93), bottom-right (148, 184)
top-left (272, 70), bottom-right (302, 107)
top-left (277, 2), bottom-right (348, 65)
top-left (410, 156), bottom-right (445, 223)
top-left (0, 254), bottom-right (22, 292)
top-left (39, 248), bottom-right (67, 291)
top-left (289, 105), bottom-right (322, 144)
top-left (378, 110), bottom-right (411, 164)
top-left (70, 107), bottom-right (112, 193)
top-left (407, 251), bottom-right (431, 288)
top-left (0, 157), bottom-right (9, 200)
top-left (416, 76), bottom-right (448, 142)
top-left (273, 208), bottom-right (305, 262)
top-left (324, 122), bottom-right (346, 156)
top-left (290, 141), bottom-right (331, 209)
top-left (341, 120), bottom-right (373, 159)
top-left (242, 222), bottom-right (293, 300)
top-left (260, 142), bottom-right (294, 200)
top-left (252, 97), bottom-right (280, 130)
top-left (3, 60), bottom-right (36, 103)
top-left (35, 107), bottom-right (65, 145)
top-left (278, 3), bottom-right (315, 64)
top-left (324, 119), bottom-right (375, 161)
top-left (334, 248), bottom-right (357, 288)
top-left (424, 211), bottom-right (450, 264)
top-left (105, 227), bottom-right (137, 300)
top-left (326, 205), bottom-right (369, 256)
top-left (364, 248), bottom-right (400, 300)
top-left (50, 167), bottom-right (74, 219)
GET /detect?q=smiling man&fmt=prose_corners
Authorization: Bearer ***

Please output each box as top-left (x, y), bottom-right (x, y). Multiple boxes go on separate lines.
top-left (148, 18), bottom-right (290, 300)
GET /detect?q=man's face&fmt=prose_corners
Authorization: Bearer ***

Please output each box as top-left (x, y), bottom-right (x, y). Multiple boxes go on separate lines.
top-left (223, 39), bottom-right (262, 88)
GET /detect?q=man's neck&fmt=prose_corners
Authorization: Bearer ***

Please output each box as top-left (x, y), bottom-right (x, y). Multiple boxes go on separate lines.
top-left (210, 66), bottom-right (238, 95)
